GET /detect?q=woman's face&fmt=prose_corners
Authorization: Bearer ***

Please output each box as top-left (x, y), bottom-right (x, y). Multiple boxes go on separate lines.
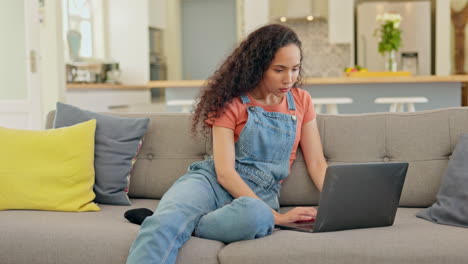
top-left (257, 44), bottom-right (301, 97)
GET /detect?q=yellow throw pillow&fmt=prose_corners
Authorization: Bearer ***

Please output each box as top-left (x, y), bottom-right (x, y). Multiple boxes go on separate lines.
top-left (0, 120), bottom-right (100, 212)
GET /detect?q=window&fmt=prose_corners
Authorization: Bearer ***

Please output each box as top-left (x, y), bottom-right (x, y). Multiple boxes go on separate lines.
top-left (62, 0), bottom-right (105, 61)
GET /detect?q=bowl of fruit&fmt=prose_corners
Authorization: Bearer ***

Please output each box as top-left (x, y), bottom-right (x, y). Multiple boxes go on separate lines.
top-left (344, 66), bottom-right (411, 77)
top-left (344, 65), bottom-right (368, 77)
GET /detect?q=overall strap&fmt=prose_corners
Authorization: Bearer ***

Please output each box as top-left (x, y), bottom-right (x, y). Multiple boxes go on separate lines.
top-left (286, 90), bottom-right (296, 111)
top-left (241, 91), bottom-right (295, 110)
top-left (240, 94), bottom-right (251, 104)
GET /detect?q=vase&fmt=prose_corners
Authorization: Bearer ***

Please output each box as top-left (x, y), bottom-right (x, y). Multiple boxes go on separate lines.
top-left (385, 50), bottom-right (398, 72)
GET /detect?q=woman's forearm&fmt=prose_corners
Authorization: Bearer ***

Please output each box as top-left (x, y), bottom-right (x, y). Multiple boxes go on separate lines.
top-left (308, 160), bottom-right (328, 192)
top-left (217, 170), bottom-right (280, 221)
top-left (217, 169), bottom-right (259, 199)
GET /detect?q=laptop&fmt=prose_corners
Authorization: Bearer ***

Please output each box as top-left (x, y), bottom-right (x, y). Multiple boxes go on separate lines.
top-left (275, 162), bottom-right (408, 233)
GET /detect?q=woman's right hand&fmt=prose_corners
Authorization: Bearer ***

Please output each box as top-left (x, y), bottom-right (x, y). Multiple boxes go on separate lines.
top-left (273, 207), bottom-right (317, 225)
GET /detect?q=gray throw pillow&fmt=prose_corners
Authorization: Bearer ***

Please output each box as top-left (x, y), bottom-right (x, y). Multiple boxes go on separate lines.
top-left (54, 102), bottom-right (149, 205)
top-left (416, 133), bottom-right (468, 227)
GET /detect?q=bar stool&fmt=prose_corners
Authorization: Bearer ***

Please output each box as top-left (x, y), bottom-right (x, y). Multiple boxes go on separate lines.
top-left (166, 99), bottom-right (195, 113)
top-left (374, 97), bottom-right (428, 112)
top-left (313, 97), bottom-right (353, 114)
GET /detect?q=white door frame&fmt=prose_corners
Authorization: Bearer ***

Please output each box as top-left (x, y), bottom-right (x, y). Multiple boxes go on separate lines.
top-left (0, 0), bottom-right (42, 130)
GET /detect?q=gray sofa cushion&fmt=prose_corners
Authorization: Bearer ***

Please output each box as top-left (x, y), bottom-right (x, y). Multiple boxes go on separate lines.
top-left (0, 199), bottom-right (224, 264)
top-left (218, 208), bottom-right (468, 264)
top-left (417, 133), bottom-right (468, 227)
top-left (280, 109), bottom-right (468, 207)
top-left (3, 204), bottom-right (467, 264)
top-left (46, 108), bottom-right (468, 207)
top-left (53, 102), bottom-right (150, 205)
top-left (122, 113), bottom-right (208, 199)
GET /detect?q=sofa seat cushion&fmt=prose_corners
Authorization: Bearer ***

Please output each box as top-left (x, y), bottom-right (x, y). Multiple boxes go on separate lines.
top-left (0, 199), bottom-right (224, 264)
top-left (219, 208), bottom-right (468, 264)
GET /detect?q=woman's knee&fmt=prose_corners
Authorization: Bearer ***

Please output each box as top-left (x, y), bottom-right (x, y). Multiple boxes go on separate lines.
top-left (195, 196), bottom-right (275, 243)
top-left (233, 197), bottom-right (274, 237)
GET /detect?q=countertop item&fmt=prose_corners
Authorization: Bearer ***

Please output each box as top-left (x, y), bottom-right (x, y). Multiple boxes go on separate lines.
top-left (345, 71), bottom-right (412, 77)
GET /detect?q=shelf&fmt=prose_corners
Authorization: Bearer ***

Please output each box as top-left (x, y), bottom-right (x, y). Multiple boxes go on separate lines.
top-left (66, 83), bottom-right (150, 90)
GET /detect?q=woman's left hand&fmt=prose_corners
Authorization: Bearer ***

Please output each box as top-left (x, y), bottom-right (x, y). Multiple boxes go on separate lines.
top-left (273, 207), bottom-right (317, 225)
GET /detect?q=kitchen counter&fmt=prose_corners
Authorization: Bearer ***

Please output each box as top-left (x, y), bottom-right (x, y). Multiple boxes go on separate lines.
top-left (65, 75), bottom-right (468, 113)
top-left (66, 83), bottom-right (151, 89)
top-left (66, 75), bottom-right (468, 89)
top-left (65, 83), bottom-right (151, 112)
top-left (304, 75), bottom-right (468, 84)
top-left (144, 75), bottom-right (468, 88)
top-left (299, 75), bottom-right (468, 113)
top-left (146, 75), bottom-right (468, 112)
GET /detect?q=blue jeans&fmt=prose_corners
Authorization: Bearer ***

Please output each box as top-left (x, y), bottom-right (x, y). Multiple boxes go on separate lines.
top-left (127, 91), bottom-right (298, 264)
top-left (126, 173), bottom-right (275, 264)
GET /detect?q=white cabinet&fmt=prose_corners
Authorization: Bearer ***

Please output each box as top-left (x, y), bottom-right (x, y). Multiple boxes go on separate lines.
top-left (66, 88), bottom-right (151, 112)
top-left (328, 0), bottom-right (354, 44)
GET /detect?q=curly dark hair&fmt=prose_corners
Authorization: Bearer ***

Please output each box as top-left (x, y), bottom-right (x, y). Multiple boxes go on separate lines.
top-left (191, 23), bottom-right (304, 137)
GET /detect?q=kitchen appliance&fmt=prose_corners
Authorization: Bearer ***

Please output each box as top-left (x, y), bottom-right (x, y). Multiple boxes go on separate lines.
top-left (65, 62), bottom-right (121, 83)
top-left (401, 52), bottom-right (419, 75)
top-left (356, 1), bottom-right (431, 75)
top-left (104, 62), bottom-right (121, 84)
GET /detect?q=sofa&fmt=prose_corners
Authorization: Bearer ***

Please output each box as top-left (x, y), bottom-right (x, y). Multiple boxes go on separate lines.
top-left (1, 107), bottom-right (468, 264)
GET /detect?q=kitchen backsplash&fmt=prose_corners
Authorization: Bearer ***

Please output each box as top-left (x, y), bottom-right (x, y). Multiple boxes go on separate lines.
top-left (286, 20), bottom-right (351, 77)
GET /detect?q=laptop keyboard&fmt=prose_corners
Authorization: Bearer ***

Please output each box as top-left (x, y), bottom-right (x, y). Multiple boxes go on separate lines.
top-left (289, 221), bottom-right (315, 229)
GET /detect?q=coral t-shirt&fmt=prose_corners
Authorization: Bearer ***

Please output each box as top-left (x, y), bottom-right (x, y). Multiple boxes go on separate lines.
top-left (207, 88), bottom-right (316, 166)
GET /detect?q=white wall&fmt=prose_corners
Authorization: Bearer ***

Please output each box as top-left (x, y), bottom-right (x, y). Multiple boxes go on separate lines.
top-left (107, 0), bottom-right (149, 83)
top-left (329, 0), bottom-right (354, 66)
top-left (181, 0), bottom-right (237, 79)
top-left (164, 0), bottom-right (182, 80)
top-left (92, 0), bottom-right (108, 60)
top-left (0, 0), bottom-right (27, 99)
top-left (435, 0), bottom-right (451, 75)
top-left (243, 0), bottom-right (269, 37)
top-left (40, 0), bottom-right (66, 119)
top-left (356, 2), bottom-right (432, 75)
top-left (356, 0), bottom-right (456, 75)
top-left (328, 0), bottom-right (354, 44)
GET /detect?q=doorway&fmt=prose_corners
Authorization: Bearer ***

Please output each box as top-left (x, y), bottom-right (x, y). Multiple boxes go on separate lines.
top-left (0, 0), bottom-right (41, 129)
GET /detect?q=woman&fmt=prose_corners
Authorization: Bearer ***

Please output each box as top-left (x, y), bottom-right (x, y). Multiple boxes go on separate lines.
top-left (126, 24), bottom-right (327, 264)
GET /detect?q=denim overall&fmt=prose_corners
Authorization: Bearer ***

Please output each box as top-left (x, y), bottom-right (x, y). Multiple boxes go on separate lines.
top-left (127, 91), bottom-right (297, 264)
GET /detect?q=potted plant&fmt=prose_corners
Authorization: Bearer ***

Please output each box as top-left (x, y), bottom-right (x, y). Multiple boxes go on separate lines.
top-left (374, 12), bottom-right (402, 72)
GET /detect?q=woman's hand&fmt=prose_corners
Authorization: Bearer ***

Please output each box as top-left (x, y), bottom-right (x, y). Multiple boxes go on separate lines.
top-left (273, 207), bottom-right (317, 225)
